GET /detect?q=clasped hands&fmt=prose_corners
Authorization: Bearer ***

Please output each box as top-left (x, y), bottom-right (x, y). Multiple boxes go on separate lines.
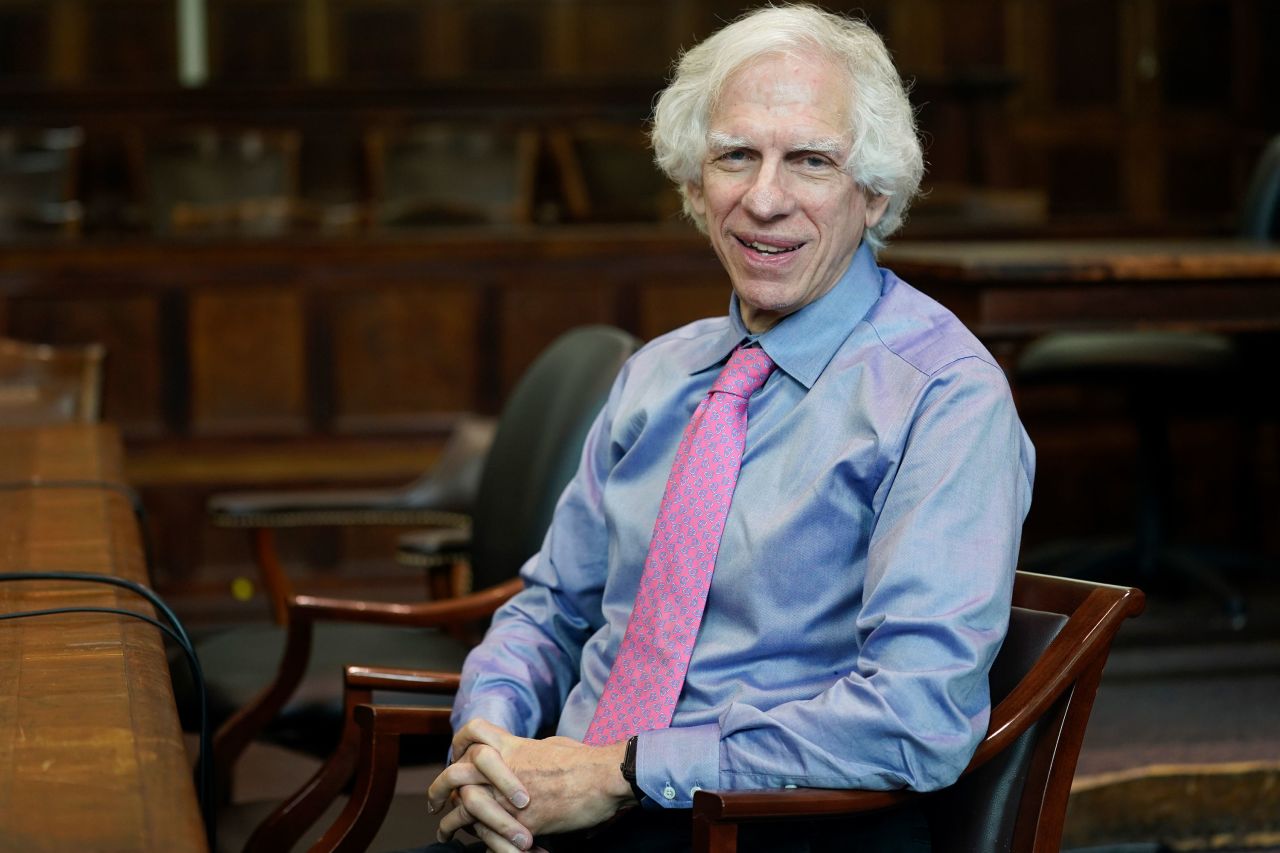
top-left (427, 719), bottom-right (634, 853)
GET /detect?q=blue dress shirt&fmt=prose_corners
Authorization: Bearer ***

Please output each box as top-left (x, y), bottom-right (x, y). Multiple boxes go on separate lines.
top-left (452, 243), bottom-right (1036, 808)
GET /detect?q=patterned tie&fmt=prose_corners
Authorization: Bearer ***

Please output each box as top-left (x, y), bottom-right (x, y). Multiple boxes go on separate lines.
top-left (584, 345), bottom-right (776, 745)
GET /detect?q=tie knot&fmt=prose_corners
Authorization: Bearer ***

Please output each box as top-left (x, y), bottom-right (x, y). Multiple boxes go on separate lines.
top-left (711, 346), bottom-right (776, 399)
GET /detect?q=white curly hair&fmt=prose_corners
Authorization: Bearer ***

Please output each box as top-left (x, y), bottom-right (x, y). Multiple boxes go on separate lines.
top-left (651, 3), bottom-right (924, 253)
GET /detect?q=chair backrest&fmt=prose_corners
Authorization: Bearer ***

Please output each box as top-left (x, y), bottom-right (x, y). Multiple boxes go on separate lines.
top-left (923, 571), bottom-right (1144, 853)
top-left (0, 127), bottom-right (84, 237)
top-left (468, 326), bottom-right (640, 591)
top-left (1239, 133), bottom-right (1280, 240)
top-left (0, 336), bottom-right (106, 426)
top-left (365, 123), bottom-right (539, 227)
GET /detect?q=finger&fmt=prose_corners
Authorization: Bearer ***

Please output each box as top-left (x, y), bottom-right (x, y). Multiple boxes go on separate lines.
top-left (468, 743), bottom-right (530, 809)
top-left (472, 819), bottom-right (530, 853)
top-left (436, 801), bottom-right (474, 842)
top-left (452, 718), bottom-right (510, 760)
top-left (428, 761), bottom-right (494, 812)
top-left (456, 785), bottom-right (533, 851)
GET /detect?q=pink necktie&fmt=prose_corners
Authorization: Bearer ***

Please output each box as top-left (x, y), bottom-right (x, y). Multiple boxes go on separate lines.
top-left (584, 346), bottom-right (776, 745)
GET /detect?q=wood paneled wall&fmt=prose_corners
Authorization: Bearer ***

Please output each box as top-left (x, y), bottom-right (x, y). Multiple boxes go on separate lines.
top-left (0, 226), bottom-right (728, 601)
top-left (0, 228), bottom-right (725, 440)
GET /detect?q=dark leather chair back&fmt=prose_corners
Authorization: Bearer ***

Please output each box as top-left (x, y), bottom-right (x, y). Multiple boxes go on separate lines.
top-left (923, 606), bottom-right (1069, 851)
top-left (469, 326), bottom-right (640, 591)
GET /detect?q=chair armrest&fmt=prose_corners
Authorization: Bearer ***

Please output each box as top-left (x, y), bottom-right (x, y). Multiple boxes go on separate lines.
top-left (215, 579), bottom-right (520, 798)
top-left (344, 666), bottom-right (463, 695)
top-left (310, 703), bottom-right (456, 853)
top-left (208, 486), bottom-right (471, 529)
top-left (291, 576), bottom-right (523, 627)
top-left (242, 667), bottom-right (463, 853)
top-left (692, 584), bottom-right (1147, 840)
top-left (208, 415), bottom-right (495, 530)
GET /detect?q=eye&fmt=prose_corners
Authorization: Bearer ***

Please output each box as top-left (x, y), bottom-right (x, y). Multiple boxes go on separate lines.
top-left (798, 153), bottom-right (834, 170)
top-left (711, 148), bottom-right (753, 172)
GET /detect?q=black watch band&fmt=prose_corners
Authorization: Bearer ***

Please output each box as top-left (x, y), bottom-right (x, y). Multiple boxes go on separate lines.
top-left (620, 735), bottom-right (645, 803)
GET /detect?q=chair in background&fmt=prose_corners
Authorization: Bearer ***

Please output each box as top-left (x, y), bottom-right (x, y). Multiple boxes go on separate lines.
top-left (1015, 133), bottom-right (1280, 627)
top-left (284, 571), bottom-right (1143, 853)
top-left (364, 123), bottom-right (539, 228)
top-left (547, 121), bottom-right (681, 223)
top-left (130, 127), bottom-right (301, 235)
top-left (0, 127), bottom-right (84, 238)
top-left (207, 415), bottom-right (497, 627)
top-left (206, 326), bottom-right (640, 840)
top-left (0, 336), bottom-right (106, 427)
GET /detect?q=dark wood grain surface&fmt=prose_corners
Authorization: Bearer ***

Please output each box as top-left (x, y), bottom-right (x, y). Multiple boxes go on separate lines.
top-left (882, 238), bottom-right (1280, 337)
top-left (0, 425), bottom-right (206, 851)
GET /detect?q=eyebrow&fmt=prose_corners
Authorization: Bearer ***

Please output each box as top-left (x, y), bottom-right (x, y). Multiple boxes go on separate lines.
top-left (705, 131), bottom-right (848, 157)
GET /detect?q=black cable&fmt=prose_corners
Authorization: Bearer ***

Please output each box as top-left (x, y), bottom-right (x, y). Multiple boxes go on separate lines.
top-left (0, 480), bottom-right (210, 846)
top-left (0, 573), bottom-right (214, 851)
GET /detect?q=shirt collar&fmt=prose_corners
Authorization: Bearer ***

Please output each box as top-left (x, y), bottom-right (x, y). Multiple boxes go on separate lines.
top-left (686, 242), bottom-right (884, 389)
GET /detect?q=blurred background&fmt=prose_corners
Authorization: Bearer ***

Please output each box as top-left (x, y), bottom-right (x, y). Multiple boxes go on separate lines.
top-left (1, 2), bottom-right (1278, 848)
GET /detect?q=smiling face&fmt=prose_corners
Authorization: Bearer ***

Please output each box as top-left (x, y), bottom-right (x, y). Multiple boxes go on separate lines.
top-left (686, 52), bottom-right (888, 333)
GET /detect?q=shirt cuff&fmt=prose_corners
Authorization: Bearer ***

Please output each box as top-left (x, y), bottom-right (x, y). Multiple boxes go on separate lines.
top-left (636, 723), bottom-right (720, 808)
top-left (454, 692), bottom-right (530, 739)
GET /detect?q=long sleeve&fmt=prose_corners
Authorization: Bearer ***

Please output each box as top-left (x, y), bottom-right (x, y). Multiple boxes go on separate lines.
top-left (447, 252), bottom-right (1035, 810)
top-left (450, 361), bottom-right (628, 738)
top-left (638, 355), bottom-right (1034, 803)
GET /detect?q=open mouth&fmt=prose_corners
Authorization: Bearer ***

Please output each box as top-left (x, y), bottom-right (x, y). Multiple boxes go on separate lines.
top-left (736, 236), bottom-right (804, 255)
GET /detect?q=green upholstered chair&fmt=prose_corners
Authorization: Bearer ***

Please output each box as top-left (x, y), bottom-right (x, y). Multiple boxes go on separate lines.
top-left (207, 326), bottom-right (640, 831)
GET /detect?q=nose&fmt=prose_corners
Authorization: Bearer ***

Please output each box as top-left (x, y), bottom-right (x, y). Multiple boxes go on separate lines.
top-left (741, 160), bottom-right (793, 220)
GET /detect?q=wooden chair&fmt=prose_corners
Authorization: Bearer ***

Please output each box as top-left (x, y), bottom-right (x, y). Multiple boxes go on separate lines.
top-left (364, 123), bottom-right (539, 228)
top-left (130, 127), bottom-right (301, 235)
top-left (0, 336), bottom-right (106, 426)
top-left (0, 126), bottom-right (84, 237)
top-left (548, 121), bottom-right (681, 223)
top-left (288, 571), bottom-right (1142, 853)
top-left (208, 327), bottom-right (641, 828)
top-left (207, 415), bottom-right (497, 626)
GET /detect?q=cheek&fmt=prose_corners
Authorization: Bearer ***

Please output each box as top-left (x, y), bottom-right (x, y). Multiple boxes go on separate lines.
top-left (807, 193), bottom-right (864, 234)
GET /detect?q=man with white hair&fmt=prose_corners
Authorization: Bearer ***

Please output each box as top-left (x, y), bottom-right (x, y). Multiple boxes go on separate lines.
top-left (419, 5), bottom-right (1034, 852)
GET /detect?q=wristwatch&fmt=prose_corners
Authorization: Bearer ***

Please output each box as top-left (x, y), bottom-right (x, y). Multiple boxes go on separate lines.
top-left (620, 735), bottom-right (645, 803)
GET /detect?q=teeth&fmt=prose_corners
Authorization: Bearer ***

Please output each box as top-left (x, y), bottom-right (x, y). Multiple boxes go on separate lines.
top-left (746, 240), bottom-right (799, 254)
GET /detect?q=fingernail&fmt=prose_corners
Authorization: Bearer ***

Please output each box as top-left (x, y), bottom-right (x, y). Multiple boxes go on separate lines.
top-left (511, 790), bottom-right (530, 808)
top-left (511, 833), bottom-right (529, 849)
top-left (427, 801), bottom-right (437, 814)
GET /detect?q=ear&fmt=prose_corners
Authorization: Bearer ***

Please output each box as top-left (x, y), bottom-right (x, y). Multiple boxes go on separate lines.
top-left (864, 191), bottom-right (890, 229)
top-left (685, 181), bottom-right (706, 218)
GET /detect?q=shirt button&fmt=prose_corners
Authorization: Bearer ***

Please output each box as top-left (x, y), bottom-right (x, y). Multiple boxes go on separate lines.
top-left (662, 785), bottom-right (677, 800)
top-left (689, 785), bottom-right (702, 796)
top-left (784, 784), bottom-right (797, 790)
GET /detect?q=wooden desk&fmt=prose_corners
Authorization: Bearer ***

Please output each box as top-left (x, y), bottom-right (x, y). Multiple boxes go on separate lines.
top-left (883, 239), bottom-right (1280, 339)
top-left (0, 425), bottom-right (206, 851)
